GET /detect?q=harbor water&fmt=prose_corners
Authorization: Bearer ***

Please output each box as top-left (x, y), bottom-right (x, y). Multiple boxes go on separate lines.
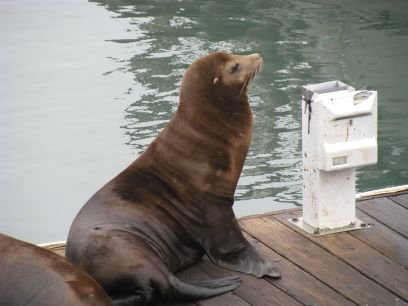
top-left (1, 0), bottom-right (407, 243)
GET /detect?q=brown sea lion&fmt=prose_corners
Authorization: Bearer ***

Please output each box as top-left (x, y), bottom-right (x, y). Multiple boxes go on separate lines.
top-left (66, 51), bottom-right (280, 306)
top-left (0, 233), bottom-right (113, 306)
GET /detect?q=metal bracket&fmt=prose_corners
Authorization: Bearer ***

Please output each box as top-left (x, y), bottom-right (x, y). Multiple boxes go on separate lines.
top-left (288, 216), bottom-right (370, 236)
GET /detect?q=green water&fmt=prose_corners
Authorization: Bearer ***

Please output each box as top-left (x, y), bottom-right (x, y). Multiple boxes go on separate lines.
top-left (1, 0), bottom-right (407, 243)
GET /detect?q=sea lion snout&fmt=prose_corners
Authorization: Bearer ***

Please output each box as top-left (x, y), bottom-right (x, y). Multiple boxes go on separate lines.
top-left (247, 53), bottom-right (263, 74)
top-left (248, 53), bottom-right (262, 61)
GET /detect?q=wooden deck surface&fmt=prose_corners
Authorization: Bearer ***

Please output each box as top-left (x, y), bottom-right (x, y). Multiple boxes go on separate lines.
top-left (46, 189), bottom-right (408, 306)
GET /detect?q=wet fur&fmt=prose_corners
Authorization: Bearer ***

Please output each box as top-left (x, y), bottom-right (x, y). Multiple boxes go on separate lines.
top-left (0, 234), bottom-right (113, 306)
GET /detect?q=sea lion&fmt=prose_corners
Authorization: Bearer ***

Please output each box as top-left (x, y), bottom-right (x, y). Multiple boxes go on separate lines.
top-left (0, 233), bottom-right (113, 306)
top-left (66, 51), bottom-right (280, 306)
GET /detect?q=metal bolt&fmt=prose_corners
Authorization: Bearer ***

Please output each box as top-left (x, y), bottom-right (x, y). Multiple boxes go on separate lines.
top-left (292, 217), bottom-right (299, 222)
top-left (361, 223), bottom-right (367, 227)
top-left (313, 228), bottom-right (320, 235)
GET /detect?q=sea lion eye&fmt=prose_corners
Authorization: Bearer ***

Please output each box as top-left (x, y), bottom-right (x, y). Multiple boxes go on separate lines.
top-left (231, 62), bottom-right (240, 73)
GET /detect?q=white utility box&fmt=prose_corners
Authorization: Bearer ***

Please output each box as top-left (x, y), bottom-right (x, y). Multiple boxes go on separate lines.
top-left (292, 81), bottom-right (377, 235)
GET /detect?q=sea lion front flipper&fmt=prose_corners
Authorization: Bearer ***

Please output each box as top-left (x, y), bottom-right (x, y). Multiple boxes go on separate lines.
top-left (168, 274), bottom-right (241, 299)
top-left (215, 242), bottom-right (281, 279)
top-left (202, 205), bottom-right (281, 279)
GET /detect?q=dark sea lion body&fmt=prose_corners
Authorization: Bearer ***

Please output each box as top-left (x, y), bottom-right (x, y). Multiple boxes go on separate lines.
top-left (66, 52), bottom-right (280, 305)
top-left (0, 233), bottom-right (113, 306)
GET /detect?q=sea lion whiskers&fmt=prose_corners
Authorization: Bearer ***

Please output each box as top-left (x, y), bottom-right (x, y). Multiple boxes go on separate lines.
top-left (239, 72), bottom-right (252, 97)
top-left (239, 60), bottom-right (260, 97)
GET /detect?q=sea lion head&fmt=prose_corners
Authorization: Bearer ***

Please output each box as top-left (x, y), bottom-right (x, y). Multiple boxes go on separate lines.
top-left (180, 52), bottom-right (263, 105)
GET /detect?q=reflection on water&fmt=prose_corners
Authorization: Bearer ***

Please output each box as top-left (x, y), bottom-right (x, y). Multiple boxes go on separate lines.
top-left (93, 0), bottom-right (408, 203)
top-left (1, 0), bottom-right (407, 242)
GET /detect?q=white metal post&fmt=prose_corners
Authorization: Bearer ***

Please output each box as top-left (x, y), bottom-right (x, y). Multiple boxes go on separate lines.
top-left (291, 81), bottom-right (377, 235)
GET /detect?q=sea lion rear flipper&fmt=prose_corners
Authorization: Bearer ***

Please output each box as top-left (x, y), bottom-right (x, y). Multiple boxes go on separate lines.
top-left (112, 294), bottom-right (145, 306)
top-left (203, 205), bottom-right (281, 279)
top-left (168, 274), bottom-right (241, 299)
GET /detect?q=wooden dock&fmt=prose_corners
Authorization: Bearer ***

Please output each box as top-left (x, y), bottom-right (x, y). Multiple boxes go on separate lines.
top-left (45, 188), bottom-right (408, 306)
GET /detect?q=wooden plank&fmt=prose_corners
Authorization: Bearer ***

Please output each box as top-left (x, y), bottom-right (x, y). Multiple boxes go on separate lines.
top-left (241, 232), bottom-right (356, 306)
top-left (389, 193), bottom-right (408, 209)
top-left (195, 258), bottom-right (302, 306)
top-left (274, 211), bottom-right (408, 301)
top-left (358, 197), bottom-right (408, 238)
top-left (240, 215), bottom-right (404, 305)
top-left (237, 208), bottom-right (301, 223)
top-left (351, 210), bottom-right (408, 268)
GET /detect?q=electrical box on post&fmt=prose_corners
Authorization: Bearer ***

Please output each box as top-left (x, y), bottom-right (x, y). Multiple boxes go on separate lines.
top-left (291, 81), bottom-right (377, 235)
